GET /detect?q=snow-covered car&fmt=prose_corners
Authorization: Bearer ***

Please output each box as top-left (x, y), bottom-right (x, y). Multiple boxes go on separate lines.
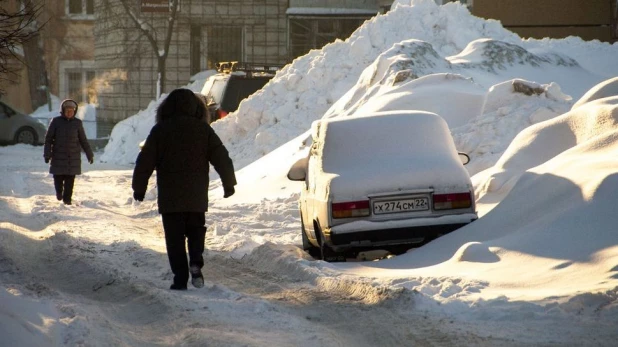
top-left (0, 100), bottom-right (47, 145)
top-left (287, 111), bottom-right (477, 261)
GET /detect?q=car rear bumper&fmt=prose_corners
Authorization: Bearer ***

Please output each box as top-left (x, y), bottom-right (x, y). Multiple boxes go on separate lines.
top-left (326, 214), bottom-right (477, 250)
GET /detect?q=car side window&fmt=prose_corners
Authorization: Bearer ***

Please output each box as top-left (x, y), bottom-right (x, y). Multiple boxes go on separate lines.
top-left (207, 78), bottom-right (227, 104)
top-left (0, 103), bottom-right (9, 119)
top-left (303, 153), bottom-right (311, 190)
top-left (307, 142), bottom-right (320, 191)
top-left (306, 155), bottom-right (314, 191)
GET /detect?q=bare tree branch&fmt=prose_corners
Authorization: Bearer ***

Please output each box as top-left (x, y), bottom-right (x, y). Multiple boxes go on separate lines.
top-left (115, 0), bottom-right (180, 97)
top-left (0, 1), bottom-right (45, 92)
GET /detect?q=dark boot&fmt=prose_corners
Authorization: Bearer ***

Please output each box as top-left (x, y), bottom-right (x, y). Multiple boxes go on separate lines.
top-left (170, 283), bottom-right (187, 290)
top-left (63, 175), bottom-right (75, 205)
top-left (187, 217), bottom-right (206, 289)
top-left (53, 175), bottom-right (63, 201)
top-left (190, 265), bottom-right (204, 288)
top-left (162, 213), bottom-right (189, 289)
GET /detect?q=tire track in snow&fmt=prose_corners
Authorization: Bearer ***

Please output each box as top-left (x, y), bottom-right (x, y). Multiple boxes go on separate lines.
top-left (201, 252), bottom-right (510, 347)
top-left (0, 228), bottom-right (224, 346)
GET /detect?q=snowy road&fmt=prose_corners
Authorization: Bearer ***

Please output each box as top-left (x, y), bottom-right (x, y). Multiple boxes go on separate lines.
top-left (1, 146), bottom-right (615, 346)
top-left (0, 146), bottom-right (481, 346)
top-left (0, 229), bottom-right (517, 347)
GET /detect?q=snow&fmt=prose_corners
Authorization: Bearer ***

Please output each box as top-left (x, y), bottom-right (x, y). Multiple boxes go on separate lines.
top-left (572, 76), bottom-right (618, 110)
top-left (2, 0), bottom-right (618, 345)
top-left (317, 111), bottom-right (473, 199)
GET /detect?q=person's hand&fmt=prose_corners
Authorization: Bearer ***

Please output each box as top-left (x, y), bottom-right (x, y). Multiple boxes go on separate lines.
top-left (133, 191), bottom-right (145, 202)
top-left (223, 186), bottom-right (235, 198)
top-left (44, 157), bottom-right (50, 164)
top-left (88, 157), bottom-right (94, 164)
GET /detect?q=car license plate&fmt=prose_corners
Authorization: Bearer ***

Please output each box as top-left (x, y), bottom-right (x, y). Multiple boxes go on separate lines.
top-left (373, 197), bottom-right (429, 214)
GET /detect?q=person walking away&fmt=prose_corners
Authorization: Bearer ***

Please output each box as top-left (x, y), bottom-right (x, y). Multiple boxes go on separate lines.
top-left (132, 88), bottom-right (237, 291)
top-left (43, 99), bottom-right (94, 205)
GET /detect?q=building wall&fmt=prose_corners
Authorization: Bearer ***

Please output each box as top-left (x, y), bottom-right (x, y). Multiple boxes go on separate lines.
top-left (1, 0), bottom-right (95, 114)
top-left (471, 0), bottom-right (614, 42)
top-left (0, 0), bottom-right (32, 113)
top-left (40, 1), bottom-right (95, 102)
top-left (94, 0), bottom-right (289, 127)
top-left (185, 0), bottom-right (289, 66)
top-left (0, 65), bottom-right (32, 114)
top-left (512, 26), bottom-right (613, 43)
top-left (289, 0), bottom-right (378, 9)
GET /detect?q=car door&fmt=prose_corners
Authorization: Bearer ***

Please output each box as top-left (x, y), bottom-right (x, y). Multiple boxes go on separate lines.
top-left (297, 153), bottom-right (311, 235)
top-left (303, 141), bottom-right (322, 239)
top-left (0, 102), bottom-right (15, 142)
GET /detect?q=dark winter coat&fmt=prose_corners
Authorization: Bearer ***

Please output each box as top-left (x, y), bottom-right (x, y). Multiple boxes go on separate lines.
top-left (43, 100), bottom-right (94, 175)
top-left (132, 89), bottom-right (237, 214)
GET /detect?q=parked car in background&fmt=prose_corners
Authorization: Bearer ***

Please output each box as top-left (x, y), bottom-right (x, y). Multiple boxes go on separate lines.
top-left (287, 111), bottom-right (477, 261)
top-left (200, 61), bottom-right (283, 123)
top-left (0, 100), bottom-right (47, 145)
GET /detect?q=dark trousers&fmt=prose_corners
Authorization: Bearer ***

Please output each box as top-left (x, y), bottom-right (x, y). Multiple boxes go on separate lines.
top-left (53, 175), bottom-right (75, 202)
top-left (161, 212), bottom-right (206, 286)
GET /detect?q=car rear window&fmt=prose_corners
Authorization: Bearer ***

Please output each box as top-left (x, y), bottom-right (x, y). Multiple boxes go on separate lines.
top-left (206, 78), bottom-right (228, 105)
top-left (220, 77), bottom-right (271, 113)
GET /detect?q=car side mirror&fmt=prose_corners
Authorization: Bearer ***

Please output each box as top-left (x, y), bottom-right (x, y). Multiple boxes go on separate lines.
top-left (458, 152), bottom-right (470, 165)
top-left (287, 157), bottom-right (308, 181)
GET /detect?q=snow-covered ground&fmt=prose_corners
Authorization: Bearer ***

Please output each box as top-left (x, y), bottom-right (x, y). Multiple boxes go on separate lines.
top-left (2, 0), bottom-right (618, 345)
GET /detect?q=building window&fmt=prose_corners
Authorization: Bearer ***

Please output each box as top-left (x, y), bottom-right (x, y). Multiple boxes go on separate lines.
top-left (67, 72), bottom-right (82, 100)
top-left (68, 0), bottom-right (94, 16)
top-left (289, 17), bottom-right (368, 58)
top-left (65, 70), bottom-right (96, 103)
top-left (86, 71), bottom-right (97, 103)
top-left (206, 26), bottom-right (243, 69)
top-left (60, 61), bottom-right (97, 104)
top-left (190, 25), bottom-right (202, 75)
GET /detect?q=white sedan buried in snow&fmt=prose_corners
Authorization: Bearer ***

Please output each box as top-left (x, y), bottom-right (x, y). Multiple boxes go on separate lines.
top-left (287, 111), bottom-right (477, 261)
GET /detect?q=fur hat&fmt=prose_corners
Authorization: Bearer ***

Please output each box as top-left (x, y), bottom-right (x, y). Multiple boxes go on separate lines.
top-left (60, 99), bottom-right (78, 116)
top-left (155, 88), bottom-right (206, 123)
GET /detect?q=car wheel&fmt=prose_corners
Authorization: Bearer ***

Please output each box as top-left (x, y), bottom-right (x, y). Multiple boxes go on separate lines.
top-left (300, 215), bottom-right (321, 258)
top-left (300, 217), bottom-right (311, 251)
top-left (14, 127), bottom-right (37, 145)
top-left (317, 228), bottom-right (345, 262)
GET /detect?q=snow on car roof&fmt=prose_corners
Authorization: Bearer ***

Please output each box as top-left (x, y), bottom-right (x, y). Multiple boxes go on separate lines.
top-left (320, 111), bottom-right (456, 166)
top-left (316, 111), bottom-right (473, 199)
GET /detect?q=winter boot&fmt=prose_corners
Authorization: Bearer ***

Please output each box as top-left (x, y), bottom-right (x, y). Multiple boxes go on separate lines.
top-left (190, 265), bottom-right (204, 288)
top-left (170, 283), bottom-right (187, 290)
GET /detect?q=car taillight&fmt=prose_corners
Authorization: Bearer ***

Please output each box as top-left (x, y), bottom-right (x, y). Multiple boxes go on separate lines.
top-left (217, 109), bottom-right (228, 119)
top-left (331, 200), bottom-right (370, 219)
top-left (433, 192), bottom-right (472, 210)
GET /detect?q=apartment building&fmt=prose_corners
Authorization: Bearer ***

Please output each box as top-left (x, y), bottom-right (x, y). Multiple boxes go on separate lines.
top-left (470, 0), bottom-right (616, 42)
top-left (0, 0), bottom-right (96, 114)
top-left (3, 0), bottom-right (614, 136)
top-left (93, 0), bottom-right (384, 130)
